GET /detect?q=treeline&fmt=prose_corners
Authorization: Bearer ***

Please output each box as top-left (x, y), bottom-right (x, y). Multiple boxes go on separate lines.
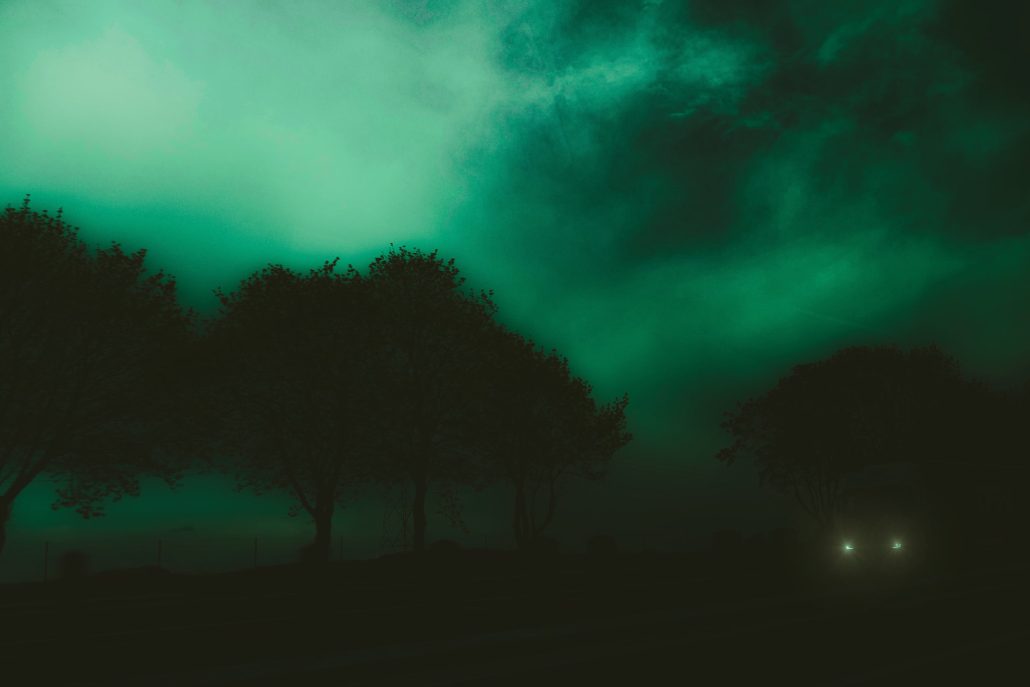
top-left (0, 198), bottom-right (631, 561)
top-left (717, 344), bottom-right (1030, 558)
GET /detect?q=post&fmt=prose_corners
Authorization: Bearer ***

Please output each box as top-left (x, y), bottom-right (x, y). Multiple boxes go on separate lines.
top-left (338, 535), bottom-right (343, 562)
top-left (43, 541), bottom-right (49, 583)
top-left (157, 538), bottom-right (163, 569)
top-left (253, 537), bottom-right (258, 569)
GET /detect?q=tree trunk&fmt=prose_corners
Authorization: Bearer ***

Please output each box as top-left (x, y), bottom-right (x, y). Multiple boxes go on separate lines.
top-left (412, 462), bottom-right (428, 552)
top-left (532, 476), bottom-right (558, 540)
top-left (311, 503), bottom-right (334, 565)
top-left (0, 495), bottom-right (10, 557)
top-left (513, 481), bottom-right (528, 550)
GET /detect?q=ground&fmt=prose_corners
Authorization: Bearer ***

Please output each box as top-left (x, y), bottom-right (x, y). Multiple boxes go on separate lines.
top-left (0, 549), bottom-right (1026, 685)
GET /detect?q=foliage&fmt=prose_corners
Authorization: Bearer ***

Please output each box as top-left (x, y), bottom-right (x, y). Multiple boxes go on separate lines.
top-left (477, 327), bottom-right (632, 548)
top-left (2, 199), bottom-right (633, 559)
top-left (0, 197), bottom-right (191, 549)
top-left (363, 245), bottom-right (499, 550)
top-left (205, 259), bottom-right (377, 561)
top-left (716, 345), bottom-right (969, 530)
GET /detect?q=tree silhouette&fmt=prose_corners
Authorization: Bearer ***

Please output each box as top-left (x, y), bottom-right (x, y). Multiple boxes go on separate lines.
top-left (363, 246), bottom-right (498, 552)
top-left (477, 329), bottom-right (631, 549)
top-left (0, 197), bottom-right (191, 555)
top-left (716, 345), bottom-right (968, 533)
top-left (205, 260), bottom-right (378, 564)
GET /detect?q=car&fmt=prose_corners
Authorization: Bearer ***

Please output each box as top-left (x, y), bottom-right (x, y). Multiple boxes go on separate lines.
top-left (829, 521), bottom-right (923, 579)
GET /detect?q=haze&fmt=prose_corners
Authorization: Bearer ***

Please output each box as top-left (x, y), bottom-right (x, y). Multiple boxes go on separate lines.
top-left (2, 0), bottom-right (1028, 560)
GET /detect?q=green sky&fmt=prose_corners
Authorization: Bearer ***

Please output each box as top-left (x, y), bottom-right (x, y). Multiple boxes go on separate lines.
top-left (2, 0), bottom-right (1028, 558)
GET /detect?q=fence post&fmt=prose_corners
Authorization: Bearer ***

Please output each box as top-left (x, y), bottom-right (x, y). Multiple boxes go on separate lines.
top-left (157, 538), bottom-right (163, 569)
top-left (253, 537), bottom-right (258, 569)
top-left (43, 541), bottom-right (49, 583)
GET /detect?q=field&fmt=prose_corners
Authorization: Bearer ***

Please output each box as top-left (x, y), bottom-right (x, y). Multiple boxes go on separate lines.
top-left (1, 548), bottom-right (1027, 685)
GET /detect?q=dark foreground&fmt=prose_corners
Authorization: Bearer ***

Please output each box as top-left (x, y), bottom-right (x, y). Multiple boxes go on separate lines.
top-left (1, 550), bottom-right (1026, 686)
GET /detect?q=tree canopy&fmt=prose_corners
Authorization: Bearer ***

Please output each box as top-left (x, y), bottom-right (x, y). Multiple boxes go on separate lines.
top-left (2, 202), bottom-right (634, 562)
top-left (0, 197), bottom-right (192, 554)
top-left (362, 245), bottom-right (500, 551)
top-left (477, 328), bottom-right (631, 548)
top-left (716, 345), bottom-right (970, 532)
top-left (205, 259), bottom-right (378, 563)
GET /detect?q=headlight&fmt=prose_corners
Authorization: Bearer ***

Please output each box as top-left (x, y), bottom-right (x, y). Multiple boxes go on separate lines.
top-left (891, 541), bottom-right (903, 550)
top-left (843, 543), bottom-right (854, 552)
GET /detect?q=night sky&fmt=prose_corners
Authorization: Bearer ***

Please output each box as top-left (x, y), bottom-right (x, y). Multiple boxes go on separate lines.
top-left (2, 0), bottom-right (1028, 559)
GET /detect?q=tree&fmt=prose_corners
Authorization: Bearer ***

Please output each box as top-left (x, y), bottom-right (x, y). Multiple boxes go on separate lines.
top-left (0, 197), bottom-right (192, 555)
top-left (716, 345), bottom-right (968, 533)
top-left (205, 260), bottom-right (378, 564)
top-left (477, 329), bottom-right (631, 549)
top-left (363, 246), bottom-right (498, 552)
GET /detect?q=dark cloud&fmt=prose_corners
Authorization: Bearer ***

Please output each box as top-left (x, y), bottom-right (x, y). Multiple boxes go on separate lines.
top-left (683, 0), bottom-right (804, 55)
top-left (2, 0), bottom-right (1028, 543)
top-left (497, 0), bottom-right (1028, 268)
top-left (932, 0), bottom-right (1030, 109)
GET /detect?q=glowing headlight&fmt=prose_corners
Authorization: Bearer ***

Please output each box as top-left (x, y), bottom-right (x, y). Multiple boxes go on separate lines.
top-left (891, 541), bottom-right (903, 550)
top-left (843, 543), bottom-right (854, 552)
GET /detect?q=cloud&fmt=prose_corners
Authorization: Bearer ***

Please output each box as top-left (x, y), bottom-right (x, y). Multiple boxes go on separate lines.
top-left (0, 0), bottom-right (1027, 472)
top-left (0, 0), bottom-right (522, 253)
